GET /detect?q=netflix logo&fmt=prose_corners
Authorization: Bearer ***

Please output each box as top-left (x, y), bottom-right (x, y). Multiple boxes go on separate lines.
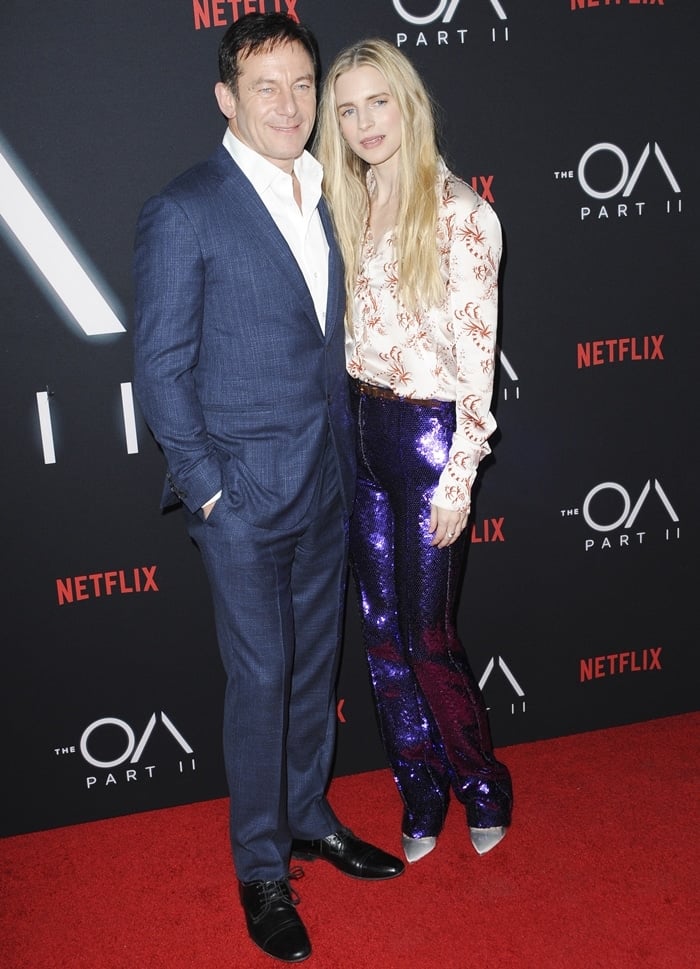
top-left (470, 517), bottom-right (504, 543)
top-left (571, 0), bottom-right (664, 10)
top-left (579, 647), bottom-right (662, 682)
top-left (469, 175), bottom-right (495, 203)
top-left (56, 566), bottom-right (159, 605)
top-left (577, 334), bottom-right (664, 368)
top-left (192, 0), bottom-right (299, 30)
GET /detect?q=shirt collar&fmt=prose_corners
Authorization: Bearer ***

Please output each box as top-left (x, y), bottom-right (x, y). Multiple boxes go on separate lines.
top-left (222, 128), bottom-right (323, 201)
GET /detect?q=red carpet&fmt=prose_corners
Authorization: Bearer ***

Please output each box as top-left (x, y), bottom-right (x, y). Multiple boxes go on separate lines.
top-left (2, 713), bottom-right (698, 969)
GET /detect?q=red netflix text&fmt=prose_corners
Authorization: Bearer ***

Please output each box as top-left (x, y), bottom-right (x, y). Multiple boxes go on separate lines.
top-left (56, 567), bottom-right (159, 605)
top-left (571, 0), bottom-right (663, 9)
top-left (193, 0), bottom-right (299, 30)
top-left (577, 334), bottom-right (664, 368)
top-left (579, 647), bottom-right (662, 681)
top-left (470, 517), bottom-right (505, 543)
top-left (469, 176), bottom-right (494, 203)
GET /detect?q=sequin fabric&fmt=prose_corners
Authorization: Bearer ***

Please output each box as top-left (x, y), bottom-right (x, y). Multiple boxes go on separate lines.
top-left (349, 383), bottom-right (513, 838)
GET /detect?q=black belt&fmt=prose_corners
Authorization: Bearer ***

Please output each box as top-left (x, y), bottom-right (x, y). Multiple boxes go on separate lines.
top-left (351, 377), bottom-right (443, 408)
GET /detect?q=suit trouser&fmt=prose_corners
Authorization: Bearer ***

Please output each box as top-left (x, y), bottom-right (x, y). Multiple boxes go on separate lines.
top-left (187, 442), bottom-right (346, 882)
top-left (349, 385), bottom-right (512, 839)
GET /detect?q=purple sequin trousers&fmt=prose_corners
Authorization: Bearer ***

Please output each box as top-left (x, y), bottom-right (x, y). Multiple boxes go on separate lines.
top-left (349, 381), bottom-right (513, 838)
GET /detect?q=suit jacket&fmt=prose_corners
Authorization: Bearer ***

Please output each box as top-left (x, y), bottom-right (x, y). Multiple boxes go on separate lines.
top-left (133, 145), bottom-right (355, 529)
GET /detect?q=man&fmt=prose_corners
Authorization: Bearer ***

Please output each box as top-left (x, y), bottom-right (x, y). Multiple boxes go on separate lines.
top-left (133, 12), bottom-right (403, 965)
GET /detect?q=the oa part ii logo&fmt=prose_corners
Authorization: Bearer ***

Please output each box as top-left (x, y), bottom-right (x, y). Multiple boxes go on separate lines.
top-left (392, 0), bottom-right (507, 23)
top-left (59, 711), bottom-right (197, 789)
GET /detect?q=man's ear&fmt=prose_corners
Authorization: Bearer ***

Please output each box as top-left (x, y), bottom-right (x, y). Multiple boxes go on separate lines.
top-left (214, 82), bottom-right (236, 120)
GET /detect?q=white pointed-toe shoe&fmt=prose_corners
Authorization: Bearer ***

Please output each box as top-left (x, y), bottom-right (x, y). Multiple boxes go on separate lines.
top-left (469, 826), bottom-right (506, 855)
top-left (402, 833), bottom-right (437, 864)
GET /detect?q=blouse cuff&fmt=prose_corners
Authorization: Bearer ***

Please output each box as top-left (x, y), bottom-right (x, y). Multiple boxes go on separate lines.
top-left (433, 461), bottom-right (477, 513)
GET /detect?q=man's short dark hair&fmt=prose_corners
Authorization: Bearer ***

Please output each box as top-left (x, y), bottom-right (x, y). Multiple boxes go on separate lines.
top-left (218, 13), bottom-right (321, 95)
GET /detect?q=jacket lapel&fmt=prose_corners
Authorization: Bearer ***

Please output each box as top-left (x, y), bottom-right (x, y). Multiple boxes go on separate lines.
top-left (212, 146), bottom-right (322, 334)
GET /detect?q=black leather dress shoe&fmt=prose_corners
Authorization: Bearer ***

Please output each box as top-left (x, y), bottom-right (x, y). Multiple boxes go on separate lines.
top-left (291, 827), bottom-right (405, 880)
top-left (239, 874), bottom-right (311, 963)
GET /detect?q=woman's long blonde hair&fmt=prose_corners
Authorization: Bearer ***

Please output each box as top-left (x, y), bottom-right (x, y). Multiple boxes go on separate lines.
top-left (314, 39), bottom-right (444, 317)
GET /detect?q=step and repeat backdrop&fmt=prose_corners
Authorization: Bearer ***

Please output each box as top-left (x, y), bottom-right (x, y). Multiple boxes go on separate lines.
top-left (2, 1), bottom-right (697, 837)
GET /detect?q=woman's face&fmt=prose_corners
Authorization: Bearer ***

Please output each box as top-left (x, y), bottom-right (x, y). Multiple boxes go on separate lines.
top-left (334, 65), bottom-right (402, 171)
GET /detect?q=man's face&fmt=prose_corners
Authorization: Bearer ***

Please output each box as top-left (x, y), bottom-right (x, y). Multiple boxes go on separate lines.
top-left (215, 41), bottom-right (316, 173)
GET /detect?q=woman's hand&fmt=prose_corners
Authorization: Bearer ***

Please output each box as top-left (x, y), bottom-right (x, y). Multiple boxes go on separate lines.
top-left (429, 503), bottom-right (468, 548)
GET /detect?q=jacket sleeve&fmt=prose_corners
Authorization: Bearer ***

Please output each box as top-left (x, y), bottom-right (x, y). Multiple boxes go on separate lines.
top-left (132, 192), bottom-right (222, 513)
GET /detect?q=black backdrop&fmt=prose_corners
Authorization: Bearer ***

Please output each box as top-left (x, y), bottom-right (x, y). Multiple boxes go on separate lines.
top-left (1, 0), bottom-right (697, 837)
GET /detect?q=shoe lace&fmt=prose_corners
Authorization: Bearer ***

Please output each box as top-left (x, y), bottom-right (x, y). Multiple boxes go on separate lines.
top-left (286, 866), bottom-right (304, 905)
top-left (259, 866), bottom-right (304, 911)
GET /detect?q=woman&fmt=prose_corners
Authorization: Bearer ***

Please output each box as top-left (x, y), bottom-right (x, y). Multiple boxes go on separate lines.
top-left (315, 39), bottom-right (513, 863)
